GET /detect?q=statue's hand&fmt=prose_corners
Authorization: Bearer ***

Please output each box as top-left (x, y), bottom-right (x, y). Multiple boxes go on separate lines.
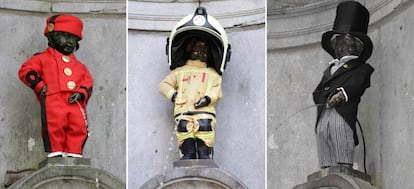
top-left (171, 92), bottom-right (177, 103)
top-left (194, 96), bottom-right (211, 109)
top-left (39, 86), bottom-right (48, 96)
top-left (326, 91), bottom-right (345, 108)
top-left (68, 92), bottom-right (85, 104)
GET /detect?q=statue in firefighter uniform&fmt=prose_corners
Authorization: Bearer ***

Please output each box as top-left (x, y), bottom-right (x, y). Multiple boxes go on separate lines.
top-left (18, 14), bottom-right (93, 158)
top-left (159, 7), bottom-right (231, 160)
top-left (313, 1), bottom-right (374, 168)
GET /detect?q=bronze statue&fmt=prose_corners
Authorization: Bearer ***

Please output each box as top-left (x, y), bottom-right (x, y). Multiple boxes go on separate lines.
top-left (313, 1), bottom-right (374, 168)
top-left (160, 7), bottom-right (231, 160)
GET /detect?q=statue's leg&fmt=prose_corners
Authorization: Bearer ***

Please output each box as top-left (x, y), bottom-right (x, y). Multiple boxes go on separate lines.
top-left (194, 114), bottom-right (216, 159)
top-left (179, 138), bottom-right (196, 160)
top-left (196, 138), bottom-right (211, 159)
top-left (64, 101), bottom-right (88, 158)
top-left (43, 93), bottom-right (67, 157)
top-left (176, 118), bottom-right (196, 159)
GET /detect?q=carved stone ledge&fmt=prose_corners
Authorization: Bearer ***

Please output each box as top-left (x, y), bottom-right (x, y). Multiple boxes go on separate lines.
top-left (173, 159), bottom-right (219, 168)
top-left (268, 0), bottom-right (413, 49)
top-left (140, 159), bottom-right (247, 189)
top-left (39, 157), bottom-right (91, 168)
top-left (128, 0), bottom-right (265, 31)
top-left (0, 0), bottom-right (125, 14)
top-left (7, 158), bottom-right (125, 189)
top-left (307, 165), bottom-right (371, 183)
top-left (293, 166), bottom-right (379, 189)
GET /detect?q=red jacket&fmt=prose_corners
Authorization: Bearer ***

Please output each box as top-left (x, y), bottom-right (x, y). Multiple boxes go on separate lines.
top-left (18, 47), bottom-right (93, 104)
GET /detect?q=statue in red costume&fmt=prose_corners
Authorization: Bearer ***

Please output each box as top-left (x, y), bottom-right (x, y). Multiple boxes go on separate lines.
top-left (18, 14), bottom-right (93, 158)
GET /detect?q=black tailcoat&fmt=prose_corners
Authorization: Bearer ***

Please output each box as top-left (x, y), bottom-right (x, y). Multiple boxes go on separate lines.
top-left (313, 59), bottom-right (374, 145)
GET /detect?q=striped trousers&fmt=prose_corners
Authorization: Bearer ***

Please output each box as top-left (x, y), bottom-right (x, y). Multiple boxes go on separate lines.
top-left (316, 108), bottom-right (354, 168)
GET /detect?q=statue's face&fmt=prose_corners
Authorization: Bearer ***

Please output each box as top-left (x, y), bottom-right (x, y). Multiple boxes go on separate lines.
top-left (50, 31), bottom-right (79, 55)
top-left (189, 40), bottom-right (209, 62)
top-left (331, 34), bottom-right (363, 59)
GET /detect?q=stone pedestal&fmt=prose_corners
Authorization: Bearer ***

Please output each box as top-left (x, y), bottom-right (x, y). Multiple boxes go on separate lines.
top-left (7, 158), bottom-right (125, 189)
top-left (293, 166), bottom-right (379, 189)
top-left (173, 159), bottom-right (219, 168)
top-left (4, 169), bottom-right (36, 188)
top-left (39, 157), bottom-right (92, 168)
top-left (140, 160), bottom-right (247, 189)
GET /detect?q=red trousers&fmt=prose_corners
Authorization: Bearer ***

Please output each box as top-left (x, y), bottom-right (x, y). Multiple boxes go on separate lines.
top-left (43, 92), bottom-right (88, 154)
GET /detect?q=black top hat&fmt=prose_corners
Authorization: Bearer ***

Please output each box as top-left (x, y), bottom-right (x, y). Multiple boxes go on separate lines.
top-left (321, 1), bottom-right (373, 61)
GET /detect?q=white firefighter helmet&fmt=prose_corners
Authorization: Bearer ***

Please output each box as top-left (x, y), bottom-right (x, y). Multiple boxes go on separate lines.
top-left (166, 7), bottom-right (231, 75)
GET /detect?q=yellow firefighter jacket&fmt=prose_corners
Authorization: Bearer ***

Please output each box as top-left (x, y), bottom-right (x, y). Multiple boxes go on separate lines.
top-left (159, 60), bottom-right (222, 117)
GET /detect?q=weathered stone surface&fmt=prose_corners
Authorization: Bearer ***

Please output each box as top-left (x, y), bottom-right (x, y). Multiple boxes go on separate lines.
top-left (8, 158), bottom-right (125, 189)
top-left (0, 1), bottom-right (126, 185)
top-left (4, 169), bottom-right (36, 187)
top-left (173, 159), bottom-right (218, 168)
top-left (293, 173), bottom-right (378, 189)
top-left (128, 0), bottom-right (264, 31)
top-left (38, 157), bottom-right (91, 168)
top-left (268, 0), bottom-right (414, 188)
top-left (128, 1), bottom-right (265, 189)
top-left (140, 160), bottom-right (247, 189)
top-left (307, 166), bottom-right (371, 183)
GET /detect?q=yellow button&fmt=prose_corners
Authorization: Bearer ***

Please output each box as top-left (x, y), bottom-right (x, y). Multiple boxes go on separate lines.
top-left (48, 23), bottom-right (54, 32)
top-left (64, 68), bottom-right (72, 76)
top-left (67, 81), bottom-right (76, 90)
top-left (62, 55), bottom-right (70, 63)
top-left (343, 64), bottom-right (349, 69)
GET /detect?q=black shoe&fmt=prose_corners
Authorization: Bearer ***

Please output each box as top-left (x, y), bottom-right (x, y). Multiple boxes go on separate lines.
top-left (49, 155), bottom-right (62, 158)
top-left (180, 153), bottom-right (196, 160)
top-left (180, 138), bottom-right (196, 160)
top-left (196, 138), bottom-right (211, 159)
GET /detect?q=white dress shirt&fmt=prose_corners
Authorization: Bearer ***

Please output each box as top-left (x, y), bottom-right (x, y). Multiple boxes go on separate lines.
top-left (327, 55), bottom-right (359, 102)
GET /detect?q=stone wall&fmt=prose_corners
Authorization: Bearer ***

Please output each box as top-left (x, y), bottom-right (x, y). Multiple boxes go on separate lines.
top-left (128, 0), bottom-right (265, 188)
top-left (267, 0), bottom-right (414, 188)
top-left (0, 0), bottom-right (126, 185)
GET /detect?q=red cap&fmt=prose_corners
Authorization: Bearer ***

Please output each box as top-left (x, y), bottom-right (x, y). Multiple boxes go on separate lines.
top-left (44, 14), bottom-right (83, 40)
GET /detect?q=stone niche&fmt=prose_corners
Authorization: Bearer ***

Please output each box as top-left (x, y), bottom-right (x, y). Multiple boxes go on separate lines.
top-left (0, 0), bottom-right (125, 14)
top-left (128, 0), bottom-right (265, 31)
top-left (7, 158), bottom-right (125, 189)
top-left (267, 0), bottom-right (407, 49)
